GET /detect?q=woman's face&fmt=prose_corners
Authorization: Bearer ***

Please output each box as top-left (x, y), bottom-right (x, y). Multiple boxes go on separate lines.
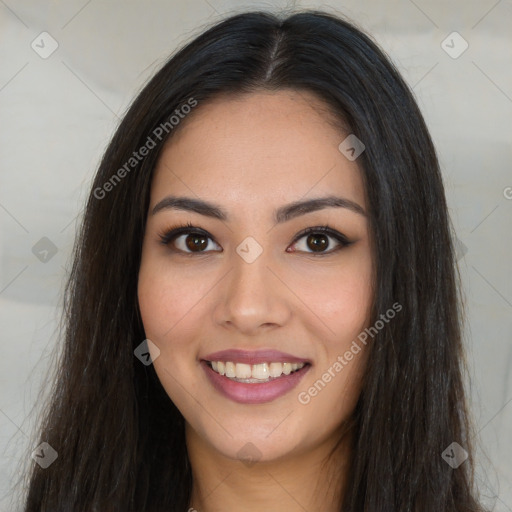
top-left (138, 90), bottom-right (373, 463)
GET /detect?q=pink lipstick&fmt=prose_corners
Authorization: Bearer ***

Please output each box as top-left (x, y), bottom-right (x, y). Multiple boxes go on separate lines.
top-left (201, 349), bottom-right (311, 404)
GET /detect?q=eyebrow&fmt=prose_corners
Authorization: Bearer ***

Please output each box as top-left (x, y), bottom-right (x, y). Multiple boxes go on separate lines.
top-left (151, 194), bottom-right (366, 223)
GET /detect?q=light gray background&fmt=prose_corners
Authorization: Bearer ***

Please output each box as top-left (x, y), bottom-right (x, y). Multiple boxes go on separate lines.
top-left (0, 0), bottom-right (511, 510)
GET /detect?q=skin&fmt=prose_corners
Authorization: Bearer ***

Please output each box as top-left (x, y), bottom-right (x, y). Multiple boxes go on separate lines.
top-left (137, 89), bottom-right (374, 512)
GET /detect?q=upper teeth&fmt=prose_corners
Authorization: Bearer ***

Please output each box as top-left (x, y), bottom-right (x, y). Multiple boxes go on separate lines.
top-left (210, 361), bottom-right (305, 380)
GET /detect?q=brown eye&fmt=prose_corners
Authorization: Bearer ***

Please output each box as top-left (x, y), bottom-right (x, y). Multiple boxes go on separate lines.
top-left (170, 232), bottom-right (220, 253)
top-left (159, 223), bottom-right (351, 256)
top-left (305, 233), bottom-right (329, 252)
top-left (158, 223), bottom-right (221, 254)
top-left (184, 233), bottom-right (209, 252)
top-left (289, 226), bottom-right (350, 255)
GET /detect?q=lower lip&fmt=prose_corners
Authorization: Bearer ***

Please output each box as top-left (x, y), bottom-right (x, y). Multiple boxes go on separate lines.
top-left (201, 360), bottom-right (311, 404)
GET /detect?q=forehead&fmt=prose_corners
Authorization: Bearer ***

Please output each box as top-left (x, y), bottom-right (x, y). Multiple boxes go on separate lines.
top-left (151, 90), bottom-right (366, 215)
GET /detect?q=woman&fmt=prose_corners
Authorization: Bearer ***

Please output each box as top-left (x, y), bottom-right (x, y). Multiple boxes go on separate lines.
top-left (21, 9), bottom-right (486, 511)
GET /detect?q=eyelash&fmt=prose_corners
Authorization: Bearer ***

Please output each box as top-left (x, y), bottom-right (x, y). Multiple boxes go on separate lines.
top-left (157, 221), bottom-right (352, 257)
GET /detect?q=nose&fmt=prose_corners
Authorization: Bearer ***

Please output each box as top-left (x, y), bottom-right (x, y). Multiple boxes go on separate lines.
top-left (212, 243), bottom-right (292, 335)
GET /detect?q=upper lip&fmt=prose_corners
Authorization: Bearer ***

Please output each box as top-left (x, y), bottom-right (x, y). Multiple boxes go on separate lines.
top-left (202, 349), bottom-right (311, 365)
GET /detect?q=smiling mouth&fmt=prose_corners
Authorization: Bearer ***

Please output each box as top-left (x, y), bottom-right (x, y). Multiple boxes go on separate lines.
top-left (205, 360), bottom-right (309, 383)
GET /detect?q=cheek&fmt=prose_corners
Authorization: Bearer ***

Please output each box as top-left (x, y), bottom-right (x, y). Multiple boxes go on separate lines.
top-left (137, 256), bottom-right (215, 397)
top-left (137, 273), bottom-right (175, 339)
top-left (296, 254), bottom-right (373, 340)
top-left (294, 256), bottom-right (372, 419)
top-left (315, 353), bottom-right (368, 429)
top-left (137, 258), bottom-right (209, 341)
top-left (299, 322), bottom-right (370, 436)
top-left (137, 263), bottom-right (204, 411)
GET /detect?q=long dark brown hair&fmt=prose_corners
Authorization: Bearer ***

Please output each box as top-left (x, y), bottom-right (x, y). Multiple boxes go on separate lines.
top-left (17, 9), bottom-right (486, 511)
